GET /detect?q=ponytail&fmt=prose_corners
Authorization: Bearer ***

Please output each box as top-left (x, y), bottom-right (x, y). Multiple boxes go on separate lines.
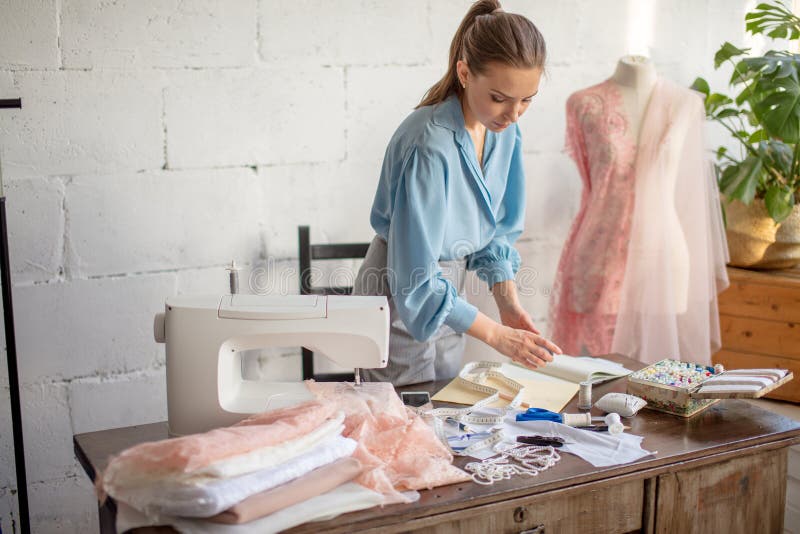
top-left (417, 0), bottom-right (546, 108)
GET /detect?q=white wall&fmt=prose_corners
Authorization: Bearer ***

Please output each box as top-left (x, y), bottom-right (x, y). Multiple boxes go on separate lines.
top-left (0, 0), bottom-right (755, 530)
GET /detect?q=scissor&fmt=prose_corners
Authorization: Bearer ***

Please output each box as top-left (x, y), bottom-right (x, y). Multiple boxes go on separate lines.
top-left (515, 407), bottom-right (563, 423)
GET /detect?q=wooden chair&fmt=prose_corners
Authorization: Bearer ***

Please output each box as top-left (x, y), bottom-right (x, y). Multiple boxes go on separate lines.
top-left (298, 225), bottom-right (371, 381)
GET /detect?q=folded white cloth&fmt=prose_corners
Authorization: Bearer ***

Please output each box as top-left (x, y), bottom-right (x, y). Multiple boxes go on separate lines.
top-left (116, 482), bottom-right (385, 534)
top-left (196, 413), bottom-right (345, 478)
top-left (116, 434), bottom-right (357, 519)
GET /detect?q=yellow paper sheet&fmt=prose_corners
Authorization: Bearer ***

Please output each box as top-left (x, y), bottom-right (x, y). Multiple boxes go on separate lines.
top-left (431, 375), bottom-right (579, 413)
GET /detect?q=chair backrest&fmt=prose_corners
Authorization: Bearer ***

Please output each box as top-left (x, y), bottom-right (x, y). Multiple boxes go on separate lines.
top-left (298, 225), bottom-right (371, 381)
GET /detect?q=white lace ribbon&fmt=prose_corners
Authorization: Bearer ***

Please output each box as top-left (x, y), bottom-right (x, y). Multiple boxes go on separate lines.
top-left (423, 361), bottom-right (526, 457)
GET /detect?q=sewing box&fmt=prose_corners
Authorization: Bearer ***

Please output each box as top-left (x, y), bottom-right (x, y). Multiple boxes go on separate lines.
top-left (626, 358), bottom-right (793, 417)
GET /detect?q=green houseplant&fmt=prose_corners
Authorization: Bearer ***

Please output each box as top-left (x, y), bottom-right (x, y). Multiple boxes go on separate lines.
top-left (692, 0), bottom-right (800, 269)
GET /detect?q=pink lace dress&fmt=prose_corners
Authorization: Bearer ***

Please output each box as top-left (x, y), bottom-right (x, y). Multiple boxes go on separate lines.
top-left (549, 80), bottom-right (637, 356)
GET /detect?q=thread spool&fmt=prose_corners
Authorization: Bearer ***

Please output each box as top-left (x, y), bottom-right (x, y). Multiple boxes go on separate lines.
top-left (561, 412), bottom-right (592, 427)
top-left (577, 381), bottom-right (592, 410)
top-left (604, 412), bottom-right (624, 435)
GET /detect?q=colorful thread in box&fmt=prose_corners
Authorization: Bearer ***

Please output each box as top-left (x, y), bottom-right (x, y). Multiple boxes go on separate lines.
top-left (626, 359), bottom-right (721, 417)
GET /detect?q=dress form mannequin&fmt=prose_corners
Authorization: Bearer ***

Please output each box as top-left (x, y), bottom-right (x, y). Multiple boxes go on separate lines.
top-left (551, 56), bottom-right (728, 362)
top-left (610, 55), bottom-right (690, 314)
top-left (609, 55), bottom-right (657, 143)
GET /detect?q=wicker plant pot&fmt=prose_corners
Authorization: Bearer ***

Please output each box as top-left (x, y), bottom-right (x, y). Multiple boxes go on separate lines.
top-left (725, 198), bottom-right (800, 269)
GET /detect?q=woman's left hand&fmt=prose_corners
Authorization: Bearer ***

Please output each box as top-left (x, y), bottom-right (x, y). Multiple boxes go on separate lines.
top-left (499, 305), bottom-right (541, 335)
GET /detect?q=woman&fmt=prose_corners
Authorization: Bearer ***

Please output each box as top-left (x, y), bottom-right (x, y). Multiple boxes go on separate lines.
top-left (354, 0), bottom-right (561, 386)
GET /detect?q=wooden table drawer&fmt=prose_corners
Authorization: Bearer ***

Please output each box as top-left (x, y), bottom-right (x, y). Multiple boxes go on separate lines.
top-left (400, 479), bottom-right (643, 534)
top-left (655, 447), bottom-right (786, 533)
top-left (718, 269), bottom-right (800, 323)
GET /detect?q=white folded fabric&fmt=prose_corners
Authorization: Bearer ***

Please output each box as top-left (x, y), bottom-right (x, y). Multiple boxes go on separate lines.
top-left (696, 384), bottom-right (763, 393)
top-left (115, 434), bottom-right (357, 519)
top-left (703, 375), bottom-right (774, 387)
top-left (116, 482), bottom-right (384, 534)
top-left (196, 413), bottom-right (345, 478)
top-left (723, 369), bottom-right (787, 379)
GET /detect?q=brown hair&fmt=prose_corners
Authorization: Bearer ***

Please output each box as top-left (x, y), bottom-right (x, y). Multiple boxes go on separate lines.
top-left (417, 0), bottom-right (546, 108)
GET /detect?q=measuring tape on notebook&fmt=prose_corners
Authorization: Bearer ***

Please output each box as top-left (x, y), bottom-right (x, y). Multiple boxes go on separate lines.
top-left (424, 361), bottom-right (526, 457)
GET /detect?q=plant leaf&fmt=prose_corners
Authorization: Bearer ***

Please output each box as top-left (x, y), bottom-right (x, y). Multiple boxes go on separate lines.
top-left (706, 92), bottom-right (734, 114)
top-left (715, 42), bottom-right (750, 68)
top-left (715, 108), bottom-right (741, 119)
top-left (765, 184), bottom-right (795, 222)
top-left (748, 129), bottom-right (769, 143)
top-left (720, 156), bottom-right (763, 204)
top-left (752, 74), bottom-right (800, 143)
top-left (691, 77), bottom-right (710, 97)
top-left (745, 1), bottom-right (800, 41)
top-left (758, 139), bottom-right (794, 177)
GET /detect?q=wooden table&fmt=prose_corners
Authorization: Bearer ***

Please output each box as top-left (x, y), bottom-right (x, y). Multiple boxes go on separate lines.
top-left (74, 355), bottom-right (800, 533)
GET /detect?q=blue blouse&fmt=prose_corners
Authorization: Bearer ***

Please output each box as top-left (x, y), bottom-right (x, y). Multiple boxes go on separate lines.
top-left (370, 94), bottom-right (525, 342)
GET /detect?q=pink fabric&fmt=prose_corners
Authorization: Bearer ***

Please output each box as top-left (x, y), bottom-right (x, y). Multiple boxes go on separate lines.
top-left (550, 80), bottom-right (638, 356)
top-left (306, 381), bottom-right (470, 503)
top-left (550, 78), bottom-right (728, 363)
top-left (100, 401), bottom-right (336, 483)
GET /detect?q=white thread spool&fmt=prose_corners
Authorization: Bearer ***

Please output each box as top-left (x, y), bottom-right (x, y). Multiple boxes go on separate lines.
top-left (605, 412), bottom-right (624, 435)
top-left (577, 381), bottom-right (592, 410)
top-left (561, 412), bottom-right (592, 427)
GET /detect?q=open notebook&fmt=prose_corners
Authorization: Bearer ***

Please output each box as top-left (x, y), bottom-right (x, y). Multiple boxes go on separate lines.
top-left (432, 355), bottom-right (633, 412)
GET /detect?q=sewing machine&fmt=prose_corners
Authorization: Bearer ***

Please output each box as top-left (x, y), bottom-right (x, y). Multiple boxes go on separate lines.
top-left (154, 294), bottom-right (389, 435)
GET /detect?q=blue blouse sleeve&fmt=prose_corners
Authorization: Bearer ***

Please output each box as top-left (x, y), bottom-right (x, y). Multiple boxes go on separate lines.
top-left (466, 126), bottom-right (525, 288)
top-left (387, 146), bottom-right (479, 342)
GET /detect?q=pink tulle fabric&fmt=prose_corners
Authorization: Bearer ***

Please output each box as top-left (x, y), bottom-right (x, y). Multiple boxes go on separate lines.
top-left (550, 78), bottom-right (729, 364)
top-left (306, 381), bottom-right (470, 502)
top-left (550, 80), bottom-right (638, 356)
top-left (100, 401), bottom-right (337, 480)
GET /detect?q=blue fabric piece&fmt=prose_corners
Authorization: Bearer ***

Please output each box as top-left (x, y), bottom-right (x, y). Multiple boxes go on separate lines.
top-left (515, 408), bottom-right (564, 423)
top-left (370, 94), bottom-right (526, 342)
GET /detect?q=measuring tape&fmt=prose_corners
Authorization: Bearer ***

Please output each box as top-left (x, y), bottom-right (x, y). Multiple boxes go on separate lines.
top-left (423, 361), bottom-right (526, 457)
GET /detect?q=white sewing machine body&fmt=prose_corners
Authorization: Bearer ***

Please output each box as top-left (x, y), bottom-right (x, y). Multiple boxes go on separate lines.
top-left (154, 294), bottom-right (389, 436)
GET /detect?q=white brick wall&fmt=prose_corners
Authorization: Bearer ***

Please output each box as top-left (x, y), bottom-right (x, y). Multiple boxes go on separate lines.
top-left (60, 0), bottom-right (258, 69)
top-left (0, 0), bottom-right (763, 530)
top-left (165, 68), bottom-right (346, 168)
top-left (0, 0), bottom-right (60, 70)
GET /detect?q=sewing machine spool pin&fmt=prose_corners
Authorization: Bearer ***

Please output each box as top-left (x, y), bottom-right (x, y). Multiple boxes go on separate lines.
top-left (226, 260), bottom-right (241, 295)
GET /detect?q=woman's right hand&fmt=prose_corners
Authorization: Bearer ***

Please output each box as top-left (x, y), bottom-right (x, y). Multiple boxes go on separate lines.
top-left (466, 311), bottom-right (562, 369)
top-left (487, 324), bottom-right (562, 369)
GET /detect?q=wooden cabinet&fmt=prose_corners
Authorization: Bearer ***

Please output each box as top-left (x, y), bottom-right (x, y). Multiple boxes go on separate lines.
top-left (716, 267), bottom-right (800, 402)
